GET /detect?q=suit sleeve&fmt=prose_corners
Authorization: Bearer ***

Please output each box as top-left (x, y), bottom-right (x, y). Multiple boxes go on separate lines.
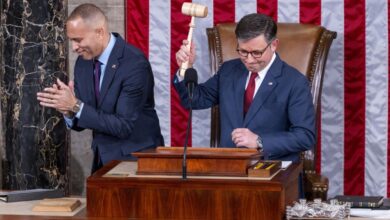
top-left (261, 76), bottom-right (316, 159)
top-left (73, 58), bottom-right (151, 139)
top-left (174, 63), bottom-right (230, 109)
top-left (68, 57), bottom-right (85, 132)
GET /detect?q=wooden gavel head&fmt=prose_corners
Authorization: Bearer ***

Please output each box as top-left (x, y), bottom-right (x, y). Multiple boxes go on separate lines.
top-left (179, 2), bottom-right (208, 77)
top-left (181, 2), bottom-right (208, 18)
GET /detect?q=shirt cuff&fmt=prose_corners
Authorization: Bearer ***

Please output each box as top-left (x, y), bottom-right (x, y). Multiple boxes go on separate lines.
top-left (64, 115), bottom-right (74, 128)
top-left (75, 102), bottom-right (84, 118)
top-left (64, 102), bottom-right (84, 128)
top-left (175, 70), bottom-right (184, 83)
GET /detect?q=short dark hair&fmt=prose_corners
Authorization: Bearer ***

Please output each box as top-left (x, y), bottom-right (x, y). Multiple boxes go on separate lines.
top-left (235, 13), bottom-right (277, 43)
top-left (67, 3), bottom-right (107, 24)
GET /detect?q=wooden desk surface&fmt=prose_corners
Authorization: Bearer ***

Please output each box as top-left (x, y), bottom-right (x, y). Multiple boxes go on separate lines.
top-left (86, 160), bottom-right (302, 220)
top-left (0, 162), bottom-right (384, 220)
top-left (0, 215), bottom-right (381, 220)
top-left (0, 211), bottom-right (381, 220)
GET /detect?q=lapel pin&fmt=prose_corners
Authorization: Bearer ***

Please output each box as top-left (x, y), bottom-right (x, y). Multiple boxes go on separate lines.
top-left (112, 64), bottom-right (117, 69)
top-left (268, 82), bottom-right (273, 86)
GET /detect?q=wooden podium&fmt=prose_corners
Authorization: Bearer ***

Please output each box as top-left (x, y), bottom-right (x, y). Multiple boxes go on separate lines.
top-left (133, 147), bottom-right (260, 176)
top-left (86, 147), bottom-right (301, 220)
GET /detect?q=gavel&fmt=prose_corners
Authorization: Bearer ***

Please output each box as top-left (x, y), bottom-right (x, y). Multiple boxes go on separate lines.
top-left (179, 2), bottom-right (208, 77)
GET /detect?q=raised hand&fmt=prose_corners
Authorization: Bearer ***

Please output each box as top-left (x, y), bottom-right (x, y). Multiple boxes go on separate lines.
top-left (37, 78), bottom-right (77, 116)
top-left (175, 39), bottom-right (196, 67)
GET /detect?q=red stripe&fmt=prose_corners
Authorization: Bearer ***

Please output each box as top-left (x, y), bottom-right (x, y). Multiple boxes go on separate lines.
top-left (257, 0), bottom-right (278, 22)
top-left (387, 0), bottom-right (390, 198)
top-left (299, 0), bottom-right (322, 174)
top-left (213, 0), bottom-right (235, 25)
top-left (344, 0), bottom-right (366, 196)
top-left (299, 0), bottom-right (321, 25)
top-left (171, 0), bottom-right (192, 147)
top-left (125, 0), bottom-right (149, 57)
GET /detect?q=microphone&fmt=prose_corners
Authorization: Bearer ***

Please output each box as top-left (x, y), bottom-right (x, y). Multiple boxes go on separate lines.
top-left (184, 67), bottom-right (198, 100)
top-left (182, 68), bottom-right (198, 179)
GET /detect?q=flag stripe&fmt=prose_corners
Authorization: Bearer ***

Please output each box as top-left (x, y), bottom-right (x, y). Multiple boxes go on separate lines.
top-left (257, 0), bottom-right (278, 21)
top-left (321, 0), bottom-right (345, 197)
top-left (191, 0), bottom-right (214, 147)
top-left (364, 0), bottom-right (388, 196)
top-left (299, 0), bottom-right (321, 25)
top-left (278, 0), bottom-right (299, 23)
top-left (344, 0), bottom-right (366, 195)
top-left (214, 0), bottom-right (235, 25)
top-left (170, 0), bottom-right (192, 147)
top-left (388, 0), bottom-right (390, 198)
top-left (299, 0), bottom-right (322, 174)
top-left (235, 0), bottom-right (257, 21)
top-left (125, 0), bottom-right (149, 57)
top-left (149, 0), bottom-right (171, 146)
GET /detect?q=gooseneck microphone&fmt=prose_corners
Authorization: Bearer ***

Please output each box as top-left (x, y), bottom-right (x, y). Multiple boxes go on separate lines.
top-left (184, 67), bottom-right (198, 99)
top-left (182, 68), bottom-right (198, 179)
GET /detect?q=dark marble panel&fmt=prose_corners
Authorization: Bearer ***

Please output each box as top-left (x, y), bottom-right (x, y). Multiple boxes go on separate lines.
top-left (0, 0), bottom-right (69, 192)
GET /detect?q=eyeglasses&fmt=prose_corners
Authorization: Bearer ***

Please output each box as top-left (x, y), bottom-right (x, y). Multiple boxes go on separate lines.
top-left (236, 41), bottom-right (272, 58)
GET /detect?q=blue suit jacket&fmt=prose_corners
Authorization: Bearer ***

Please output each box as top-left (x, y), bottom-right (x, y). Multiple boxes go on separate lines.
top-left (175, 54), bottom-right (315, 161)
top-left (71, 33), bottom-right (163, 164)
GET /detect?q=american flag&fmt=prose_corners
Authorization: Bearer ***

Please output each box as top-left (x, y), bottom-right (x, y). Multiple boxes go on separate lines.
top-left (125, 0), bottom-right (390, 198)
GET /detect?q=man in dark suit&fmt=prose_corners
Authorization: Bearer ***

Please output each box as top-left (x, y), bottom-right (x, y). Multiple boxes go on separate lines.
top-left (174, 13), bottom-right (315, 162)
top-left (37, 3), bottom-right (163, 173)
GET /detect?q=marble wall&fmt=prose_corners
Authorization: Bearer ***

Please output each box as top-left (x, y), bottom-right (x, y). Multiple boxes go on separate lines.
top-left (0, 0), bottom-right (125, 195)
top-left (0, 1), bottom-right (69, 191)
top-left (67, 0), bottom-right (125, 195)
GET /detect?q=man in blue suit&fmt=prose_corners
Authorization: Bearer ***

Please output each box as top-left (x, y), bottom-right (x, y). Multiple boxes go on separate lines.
top-left (174, 13), bottom-right (315, 162)
top-left (37, 3), bottom-right (163, 173)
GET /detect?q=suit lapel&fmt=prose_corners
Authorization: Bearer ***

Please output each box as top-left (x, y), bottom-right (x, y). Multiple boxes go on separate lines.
top-left (243, 55), bottom-right (282, 126)
top-left (83, 61), bottom-right (97, 107)
top-left (233, 64), bottom-right (247, 124)
top-left (97, 34), bottom-right (124, 107)
top-left (98, 61), bottom-right (118, 106)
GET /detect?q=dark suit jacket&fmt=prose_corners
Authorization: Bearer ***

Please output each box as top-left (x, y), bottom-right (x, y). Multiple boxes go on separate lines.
top-left (174, 54), bottom-right (315, 162)
top-left (71, 33), bottom-right (163, 164)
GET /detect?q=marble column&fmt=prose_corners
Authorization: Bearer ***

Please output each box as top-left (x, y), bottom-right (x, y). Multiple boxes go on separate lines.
top-left (0, 0), bottom-right (69, 191)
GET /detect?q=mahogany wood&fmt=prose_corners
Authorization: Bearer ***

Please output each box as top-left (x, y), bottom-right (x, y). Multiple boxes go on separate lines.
top-left (133, 147), bottom-right (261, 176)
top-left (86, 160), bottom-right (302, 220)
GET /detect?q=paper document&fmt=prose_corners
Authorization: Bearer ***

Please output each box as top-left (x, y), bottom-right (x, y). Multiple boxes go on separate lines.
top-left (351, 208), bottom-right (390, 219)
top-left (281, 161), bottom-right (292, 169)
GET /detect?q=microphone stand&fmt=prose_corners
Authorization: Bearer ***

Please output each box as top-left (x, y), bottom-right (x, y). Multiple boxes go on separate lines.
top-left (182, 97), bottom-right (193, 179)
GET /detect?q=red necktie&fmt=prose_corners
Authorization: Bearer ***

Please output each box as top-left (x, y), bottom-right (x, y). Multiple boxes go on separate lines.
top-left (93, 60), bottom-right (101, 102)
top-left (244, 72), bottom-right (258, 115)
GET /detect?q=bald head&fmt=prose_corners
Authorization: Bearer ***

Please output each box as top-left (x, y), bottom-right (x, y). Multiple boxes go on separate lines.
top-left (66, 3), bottom-right (111, 60)
top-left (68, 3), bottom-right (108, 30)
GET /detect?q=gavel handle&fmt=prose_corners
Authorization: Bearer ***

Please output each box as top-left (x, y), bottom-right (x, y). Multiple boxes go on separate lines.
top-left (179, 16), bottom-right (195, 77)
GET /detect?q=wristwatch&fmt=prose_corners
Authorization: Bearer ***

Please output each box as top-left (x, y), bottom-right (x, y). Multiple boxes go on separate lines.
top-left (72, 99), bottom-right (82, 113)
top-left (256, 135), bottom-right (263, 152)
